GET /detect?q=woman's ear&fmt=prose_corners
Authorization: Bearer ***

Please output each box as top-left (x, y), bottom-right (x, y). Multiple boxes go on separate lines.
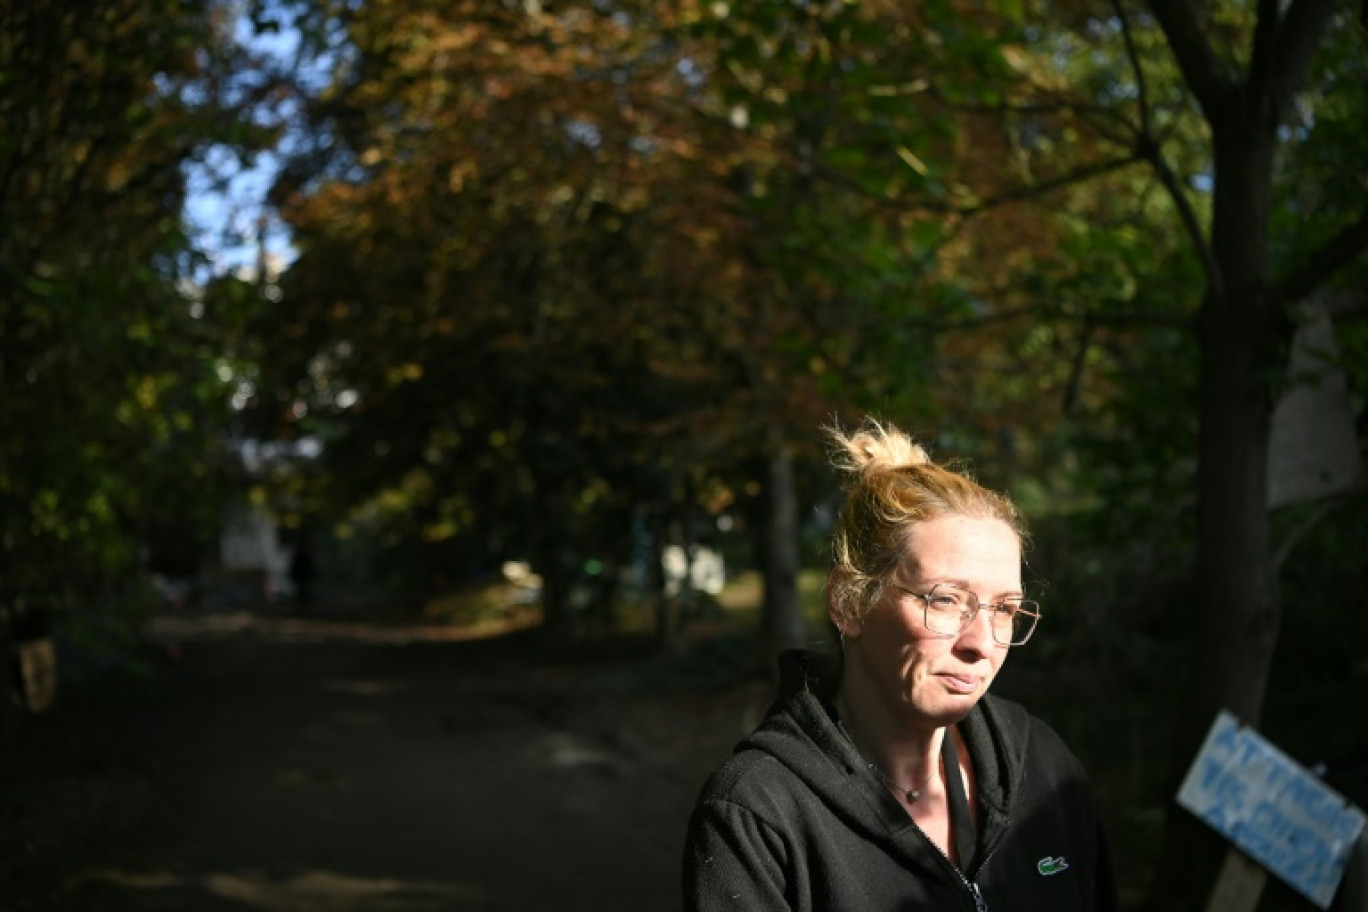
top-left (826, 566), bottom-right (863, 639)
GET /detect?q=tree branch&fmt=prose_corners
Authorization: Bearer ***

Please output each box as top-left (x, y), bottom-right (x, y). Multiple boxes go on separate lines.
top-left (1111, 2), bottom-right (1222, 297)
top-left (812, 151), bottom-right (1147, 219)
top-left (1265, 0), bottom-right (1341, 121)
top-left (678, 87), bottom-right (1147, 223)
top-left (1276, 209), bottom-right (1368, 305)
top-left (1247, 0), bottom-right (1283, 106)
top-left (1062, 314), bottom-right (1093, 417)
top-left (1111, 0), bottom-right (1153, 138)
top-left (1141, 142), bottom-right (1224, 300)
top-left (1147, 0), bottom-right (1235, 114)
top-left (891, 302), bottom-right (1190, 336)
top-left (920, 81), bottom-right (1138, 149)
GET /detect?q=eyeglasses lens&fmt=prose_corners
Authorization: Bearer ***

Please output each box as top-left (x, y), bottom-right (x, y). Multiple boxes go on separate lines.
top-left (923, 585), bottom-right (1038, 645)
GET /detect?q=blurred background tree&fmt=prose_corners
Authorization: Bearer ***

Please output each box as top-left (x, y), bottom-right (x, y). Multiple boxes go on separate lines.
top-left (0, 0), bottom-right (281, 732)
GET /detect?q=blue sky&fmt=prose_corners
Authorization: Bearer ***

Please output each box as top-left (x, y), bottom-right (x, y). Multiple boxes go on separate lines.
top-left (183, 11), bottom-right (317, 282)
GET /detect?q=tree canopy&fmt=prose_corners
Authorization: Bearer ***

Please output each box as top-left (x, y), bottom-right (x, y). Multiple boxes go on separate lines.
top-left (1, 0), bottom-right (272, 651)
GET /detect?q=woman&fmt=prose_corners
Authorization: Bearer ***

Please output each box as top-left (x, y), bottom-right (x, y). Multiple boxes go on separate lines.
top-left (683, 419), bottom-right (1117, 910)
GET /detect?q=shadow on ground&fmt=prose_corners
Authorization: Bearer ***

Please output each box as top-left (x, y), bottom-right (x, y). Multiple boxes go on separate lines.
top-left (2, 610), bottom-right (775, 912)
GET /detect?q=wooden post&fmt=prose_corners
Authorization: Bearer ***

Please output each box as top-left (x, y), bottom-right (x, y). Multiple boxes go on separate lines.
top-left (16, 636), bottom-right (59, 714)
top-left (1204, 847), bottom-right (1268, 912)
top-left (1342, 835), bottom-right (1368, 912)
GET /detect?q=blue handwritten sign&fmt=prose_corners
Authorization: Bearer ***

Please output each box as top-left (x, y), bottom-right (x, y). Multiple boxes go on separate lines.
top-left (1177, 711), bottom-right (1366, 909)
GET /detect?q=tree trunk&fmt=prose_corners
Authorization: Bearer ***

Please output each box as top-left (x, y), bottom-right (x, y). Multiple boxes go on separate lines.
top-left (759, 439), bottom-right (807, 670)
top-left (673, 507), bottom-right (698, 652)
top-left (538, 546), bottom-right (575, 638)
top-left (652, 509), bottom-right (693, 655)
top-left (1144, 104), bottom-right (1283, 912)
top-left (532, 495), bottom-right (576, 639)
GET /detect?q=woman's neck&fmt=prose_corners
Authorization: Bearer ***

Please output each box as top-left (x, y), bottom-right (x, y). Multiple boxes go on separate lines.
top-left (833, 688), bottom-right (945, 785)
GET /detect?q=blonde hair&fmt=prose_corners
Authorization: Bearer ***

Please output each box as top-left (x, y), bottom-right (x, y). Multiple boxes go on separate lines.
top-left (826, 418), bottom-right (1025, 624)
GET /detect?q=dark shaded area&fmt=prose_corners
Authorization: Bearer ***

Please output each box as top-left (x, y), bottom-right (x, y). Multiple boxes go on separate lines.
top-left (5, 581), bottom-right (1368, 911)
top-left (1, 616), bottom-right (773, 912)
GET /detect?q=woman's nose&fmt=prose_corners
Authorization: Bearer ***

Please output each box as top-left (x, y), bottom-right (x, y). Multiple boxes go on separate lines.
top-left (955, 607), bottom-right (999, 654)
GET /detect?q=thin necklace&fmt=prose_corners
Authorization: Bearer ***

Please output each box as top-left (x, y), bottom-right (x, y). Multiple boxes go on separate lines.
top-left (836, 719), bottom-right (941, 804)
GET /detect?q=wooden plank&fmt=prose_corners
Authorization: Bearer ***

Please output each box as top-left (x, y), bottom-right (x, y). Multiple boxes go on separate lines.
top-left (17, 637), bottom-right (58, 714)
top-left (1204, 847), bottom-right (1268, 912)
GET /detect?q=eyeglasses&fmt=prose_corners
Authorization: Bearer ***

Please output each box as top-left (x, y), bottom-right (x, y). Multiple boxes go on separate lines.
top-left (889, 583), bottom-right (1041, 646)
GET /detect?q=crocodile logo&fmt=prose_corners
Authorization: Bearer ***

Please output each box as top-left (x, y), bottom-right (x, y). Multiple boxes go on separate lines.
top-left (1037, 856), bottom-right (1070, 876)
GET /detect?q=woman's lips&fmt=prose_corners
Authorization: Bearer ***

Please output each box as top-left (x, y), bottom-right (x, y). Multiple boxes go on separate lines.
top-left (940, 672), bottom-right (982, 694)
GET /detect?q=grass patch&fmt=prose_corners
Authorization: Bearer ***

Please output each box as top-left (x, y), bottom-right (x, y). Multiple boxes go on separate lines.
top-left (418, 581), bottom-right (541, 632)
top-left (714, 568), bottom-right (830, 630)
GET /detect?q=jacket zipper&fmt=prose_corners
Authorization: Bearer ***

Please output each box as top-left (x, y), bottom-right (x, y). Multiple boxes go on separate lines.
top-left (945, 820), bottom-right (1006, 912)
top-left (961, 836), bottom-right (1006, 912)
top-left (918, 830), bottom-right (991, 911)
top-left (888, 770), bottom-right (1007, 911)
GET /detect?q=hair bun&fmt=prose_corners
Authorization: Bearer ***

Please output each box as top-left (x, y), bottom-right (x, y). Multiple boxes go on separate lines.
top-left (827, 418), bottom-right (930, 480)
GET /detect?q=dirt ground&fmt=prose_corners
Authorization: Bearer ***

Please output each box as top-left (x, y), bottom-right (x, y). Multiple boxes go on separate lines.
top-left (1, 609), bottom-right (774, 912)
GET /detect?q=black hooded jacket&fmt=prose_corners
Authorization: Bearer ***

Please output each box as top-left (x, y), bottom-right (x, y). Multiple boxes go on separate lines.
top-left (683, 651), bottom-right (1118, 911)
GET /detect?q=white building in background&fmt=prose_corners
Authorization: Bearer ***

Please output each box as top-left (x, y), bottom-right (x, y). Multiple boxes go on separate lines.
top-left (219, 504), bottom-right (293, 601)
top-left (662, 544), bottom-right (725, 597)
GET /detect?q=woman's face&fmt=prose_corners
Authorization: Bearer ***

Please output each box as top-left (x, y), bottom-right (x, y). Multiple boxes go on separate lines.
top-left (838, 514), bottom-right (1022, 728)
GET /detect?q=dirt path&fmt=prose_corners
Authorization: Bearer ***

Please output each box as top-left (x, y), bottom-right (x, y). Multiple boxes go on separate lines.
top-left (2, 613), bottom-right (769, 912)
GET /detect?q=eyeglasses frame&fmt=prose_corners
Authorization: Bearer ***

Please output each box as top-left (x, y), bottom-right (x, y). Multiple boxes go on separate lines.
top-left (888, 582), bottom-right (1041, 646)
